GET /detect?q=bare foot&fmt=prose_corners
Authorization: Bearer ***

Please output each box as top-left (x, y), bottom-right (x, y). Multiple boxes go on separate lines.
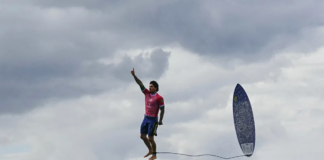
top-left (144, 150), bottom-right (153, 158)
top-left (149, 155), bottom-right (157, 160)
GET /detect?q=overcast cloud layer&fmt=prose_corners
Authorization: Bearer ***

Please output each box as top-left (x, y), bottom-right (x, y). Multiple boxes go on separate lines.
top-left (0, 1), bottom-right (323, 160)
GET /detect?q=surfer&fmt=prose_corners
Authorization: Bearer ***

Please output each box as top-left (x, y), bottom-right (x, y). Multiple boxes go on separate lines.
top-left (131, 68), bottom-right (165, 160)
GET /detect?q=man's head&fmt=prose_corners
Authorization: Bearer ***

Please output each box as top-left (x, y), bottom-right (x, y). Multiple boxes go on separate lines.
top-left (149, 81), bottom-right (159, 93)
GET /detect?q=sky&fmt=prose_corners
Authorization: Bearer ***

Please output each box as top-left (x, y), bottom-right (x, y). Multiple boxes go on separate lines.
top-left (0, 0), bottom-right (323, 160)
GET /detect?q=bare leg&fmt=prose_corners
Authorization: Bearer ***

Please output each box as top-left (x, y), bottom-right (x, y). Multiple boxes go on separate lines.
top-left (140, 134), bottom-right (153, 157)
top-left (148, 136), bottom-right (157, 160)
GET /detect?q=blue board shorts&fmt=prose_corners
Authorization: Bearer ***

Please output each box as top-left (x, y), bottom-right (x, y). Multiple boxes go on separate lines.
top-left (140, 115), bottom-right (158, 136)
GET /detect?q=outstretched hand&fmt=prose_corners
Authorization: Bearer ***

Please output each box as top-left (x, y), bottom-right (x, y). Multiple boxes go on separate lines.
top-left (131, 68), bottom-right (135, 76)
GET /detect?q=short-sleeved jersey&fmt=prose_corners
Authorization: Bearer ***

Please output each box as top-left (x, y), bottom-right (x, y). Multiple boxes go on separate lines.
top-left (142, 88), bottom-right (164, 117)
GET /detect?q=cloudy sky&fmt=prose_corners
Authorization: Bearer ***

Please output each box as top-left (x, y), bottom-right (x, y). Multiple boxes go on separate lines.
top-left (0, 0), bottom-right (324, 160)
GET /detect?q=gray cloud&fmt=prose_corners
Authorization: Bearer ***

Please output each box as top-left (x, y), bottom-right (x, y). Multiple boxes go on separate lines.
top-left (25, 0), bottom-right (324, 60)
top-left (4, 0), bottom-right (323, 62)
top-left (0, 47), bottom-right (170, 114)
top-left (0, 1), bottom-right (181, 114)
top-left (113, 48), bottom-right (171, 82)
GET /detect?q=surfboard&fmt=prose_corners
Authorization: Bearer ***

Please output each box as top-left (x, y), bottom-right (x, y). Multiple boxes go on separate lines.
top-left (233, 83), bottom-right (255, 157)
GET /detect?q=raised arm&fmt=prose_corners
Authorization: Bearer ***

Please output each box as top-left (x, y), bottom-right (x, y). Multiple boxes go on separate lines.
top-left (131, 68), bottom-right (145, 90)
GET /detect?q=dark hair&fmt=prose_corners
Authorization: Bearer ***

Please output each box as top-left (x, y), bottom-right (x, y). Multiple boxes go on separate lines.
top-left (150, 80), bottom-right (159, 92)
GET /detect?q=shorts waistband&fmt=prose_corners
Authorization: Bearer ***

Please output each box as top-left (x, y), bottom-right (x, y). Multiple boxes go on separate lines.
top-left (144, 114), bottom-right (158, 119)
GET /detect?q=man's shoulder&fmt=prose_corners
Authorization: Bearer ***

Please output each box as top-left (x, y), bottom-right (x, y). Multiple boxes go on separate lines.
top-left (156, 94), bottom-right (164, 100)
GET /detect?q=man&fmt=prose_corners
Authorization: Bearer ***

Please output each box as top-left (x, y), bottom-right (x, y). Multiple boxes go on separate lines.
top-left (131, 68), bottom-right (165, 160)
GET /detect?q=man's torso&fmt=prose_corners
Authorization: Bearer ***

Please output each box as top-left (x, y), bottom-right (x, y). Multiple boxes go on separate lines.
top-left (142, 88), bottom-right (164, 117)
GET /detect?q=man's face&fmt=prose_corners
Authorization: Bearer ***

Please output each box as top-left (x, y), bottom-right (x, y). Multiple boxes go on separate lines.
top-left (149, 84), bottom-right (156, 93)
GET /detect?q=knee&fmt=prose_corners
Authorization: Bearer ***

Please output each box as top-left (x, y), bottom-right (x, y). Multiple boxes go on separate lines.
top-left (140, 134), bottom-right (147, 140)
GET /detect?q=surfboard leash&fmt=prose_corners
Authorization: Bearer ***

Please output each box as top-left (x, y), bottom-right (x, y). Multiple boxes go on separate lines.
top-left (156, 152), bottom-right (246, 159)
